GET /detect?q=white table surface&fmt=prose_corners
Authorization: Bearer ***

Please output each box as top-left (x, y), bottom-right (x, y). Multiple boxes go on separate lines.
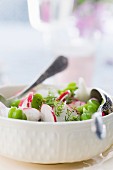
top-left (0, 154), bottom-right (113, 170)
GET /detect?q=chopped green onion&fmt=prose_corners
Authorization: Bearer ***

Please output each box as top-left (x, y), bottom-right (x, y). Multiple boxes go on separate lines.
top-left (44, 92), bottom-right (56, 107)
top-left (54, 100), bottom-right (64, 117)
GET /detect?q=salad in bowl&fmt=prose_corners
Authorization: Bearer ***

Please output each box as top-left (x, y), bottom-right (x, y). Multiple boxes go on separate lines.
top-left (0, 78), bottom-right (113, 164)
top-left (0, 78), bottom-right (105, 122)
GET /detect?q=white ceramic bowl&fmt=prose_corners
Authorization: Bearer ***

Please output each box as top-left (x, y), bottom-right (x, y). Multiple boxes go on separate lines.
top-left (0, 85), bottom-right (113, 164)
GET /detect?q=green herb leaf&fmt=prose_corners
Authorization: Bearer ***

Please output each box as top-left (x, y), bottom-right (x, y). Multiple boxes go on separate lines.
top-left (65, 109), bottom-right (80, 121)
top-left (58, 82), bottom-right (78, 96)
top-left (44, 91), bottom-right (56, 107)
top-left (54, 100), bottom-right (64, 117)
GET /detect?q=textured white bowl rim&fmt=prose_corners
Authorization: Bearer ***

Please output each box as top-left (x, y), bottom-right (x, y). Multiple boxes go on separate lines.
top-left (0, 83), bottom-right (112, 126)
top-left (0, 112), bottom-right (112, 126)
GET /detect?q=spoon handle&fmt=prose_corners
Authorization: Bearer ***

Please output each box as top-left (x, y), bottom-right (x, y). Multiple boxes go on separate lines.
top-left (12, 56), bottom-right (68, 99)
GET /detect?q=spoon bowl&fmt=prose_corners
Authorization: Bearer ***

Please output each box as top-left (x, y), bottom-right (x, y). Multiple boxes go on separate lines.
top-left (90, 88), bottom-right (113, 139)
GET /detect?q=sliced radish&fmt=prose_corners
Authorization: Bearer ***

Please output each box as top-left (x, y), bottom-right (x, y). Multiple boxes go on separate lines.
top-left (19, 92), bottom-right (33, 108)
top-left (57, 90), bottom-right (71, 101)
top-left (22, 108), bottom-right (41, 121)
top-left (41, 104), bottom-right (57, 122)
top-left (27, 92), bottom-right (33, 103)
top-left (51, 110), bottom-right (57, 122)
top-left (55, 104), bottom-right (77, 122)
top-left (27, 92), bottom-right (33, 107)
top-left (19, 97), bottom-right (26, 107)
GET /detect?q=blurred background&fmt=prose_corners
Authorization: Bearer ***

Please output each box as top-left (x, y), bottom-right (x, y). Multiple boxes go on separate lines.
top-left (0, 0), bottom-right (113, 94)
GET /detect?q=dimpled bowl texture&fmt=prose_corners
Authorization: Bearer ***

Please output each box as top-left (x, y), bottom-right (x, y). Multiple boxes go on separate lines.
top-left (0, 85), bottom-right (113, 164)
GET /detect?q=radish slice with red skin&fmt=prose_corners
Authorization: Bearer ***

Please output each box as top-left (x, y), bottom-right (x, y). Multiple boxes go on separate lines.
top-left (19, 98), bottom-right (26, 107)
top-left (57, 90), bottom-right (71, 101)
top-left (51, 111), bottom-right (57, 122)
top-left (27, 92), bottom-right (33, 103)
top-left (19, 97), bottom-right (29, 108)
top-left (22, 108), bottom-right (41, 121)
top-left (27, 92), bottom-right (33, 107)
top-left (19, 92), bottom-right (34, 108)
top-left (41, 104), bottom-right (57, 122)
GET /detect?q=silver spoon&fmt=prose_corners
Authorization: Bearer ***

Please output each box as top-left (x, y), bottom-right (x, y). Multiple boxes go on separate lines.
top-left (91, 88), bottom-right (113, 139)
top-left (0, 56), bottom-right (68, 107)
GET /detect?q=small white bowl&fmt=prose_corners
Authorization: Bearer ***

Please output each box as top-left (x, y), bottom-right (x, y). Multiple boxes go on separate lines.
top-left (0, 84), bottom-right (113, 164)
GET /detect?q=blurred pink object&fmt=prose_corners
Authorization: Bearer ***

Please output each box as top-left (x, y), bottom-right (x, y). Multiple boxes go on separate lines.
top-left (55, 55), bottom-right (95, 86)
top-left (75, 2), bottom-right (105, 37)
top-left (53, 39), bottom-right (95, 86)
top-left (40, 0), bottom-right (50, 22)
